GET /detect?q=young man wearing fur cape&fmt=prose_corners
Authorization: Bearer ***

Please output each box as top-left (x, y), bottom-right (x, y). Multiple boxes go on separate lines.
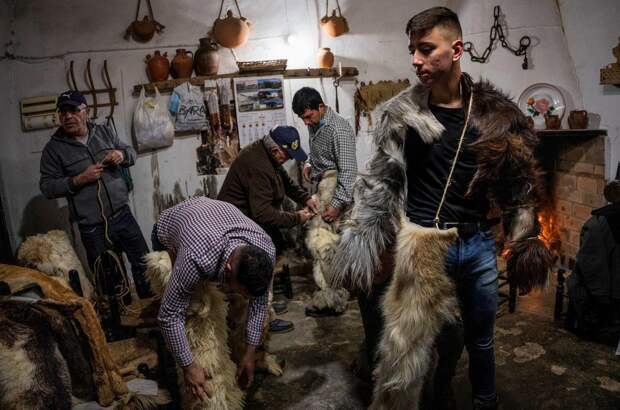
top-left (331, 7), bottom-right (550, 410)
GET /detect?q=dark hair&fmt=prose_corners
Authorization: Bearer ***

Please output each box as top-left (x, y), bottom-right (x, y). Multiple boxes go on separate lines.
top-left (235, 245), bottom-right (273, 297)
top-left (405, 7), bottom-right (462, 39)
top-left (292, 87), bottom-right (324, 116)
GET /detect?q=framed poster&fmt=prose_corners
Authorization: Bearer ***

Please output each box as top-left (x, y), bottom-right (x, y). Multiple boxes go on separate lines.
top-left (233, 75), bottom-right (286, 147)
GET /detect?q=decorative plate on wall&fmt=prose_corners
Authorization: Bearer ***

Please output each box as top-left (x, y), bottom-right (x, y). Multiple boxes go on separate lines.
top-left (517, 83), bottom-right (566, 129)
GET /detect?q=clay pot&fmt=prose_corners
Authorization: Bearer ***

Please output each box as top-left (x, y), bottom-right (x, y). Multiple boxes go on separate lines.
top-left (526, 116), bottom-right (535, 129)
top-left (317, 48), bottom-right (334, 69)
top-left (568, 110), bottom-right (589, 129)
top-left (171, 49), bottom-right (193, 79)
top-left (321, 9), bottom-right (349, 37)
top-left (145, 50), bottom-right (170, 82)
top-left (132, 15), bottom-right (157, 42)
top-left (213, 10), bottom-right (251, 49)
top-left (544, 114), bottom-right (561, 130)
top-left (194, 37), bottom-right (220, 76)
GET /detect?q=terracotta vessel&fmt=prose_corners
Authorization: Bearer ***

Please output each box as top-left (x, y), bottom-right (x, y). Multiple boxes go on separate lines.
top-left (526, 116), bottom-right (535, 129)
top-left (321, 9), bottom-right (349, 37)
top-left (317, 48), bottom-right (335, 69)
top-left (171, 49), bottom-right (193, 79)
top-left (194, 37), bottom-right (220, 76)
top-left (568, 110), bottom-right (589, 129)
top-left (145, 50), bottom-right (169, 82)
top-left (132, 15), bottom-right (157, 42)
top-left (544, 114), bottom-right (561, 130)
top-left (213, 10), bottom-right (251, 48)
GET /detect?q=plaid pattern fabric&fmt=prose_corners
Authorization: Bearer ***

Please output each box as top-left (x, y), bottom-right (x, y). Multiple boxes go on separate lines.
top-left (156, 197), bottom-right (275, 367)
top-left (308, 106), bottom-right (357, 209)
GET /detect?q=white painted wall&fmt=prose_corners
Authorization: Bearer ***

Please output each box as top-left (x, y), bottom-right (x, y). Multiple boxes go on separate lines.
top-left (0, 0), bottom-right (617, 253)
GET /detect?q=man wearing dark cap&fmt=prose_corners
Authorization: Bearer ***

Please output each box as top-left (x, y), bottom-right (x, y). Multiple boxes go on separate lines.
top-left (39, 90), bottom-right (152, 299)
top-left (218, 125), bottom-right (318, 332)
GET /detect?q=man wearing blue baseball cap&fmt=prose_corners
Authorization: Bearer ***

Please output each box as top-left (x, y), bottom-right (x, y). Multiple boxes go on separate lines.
top-left (218, 125), bottom-right (318, 333)
top-left (39, 90), bottom-right (153, 301)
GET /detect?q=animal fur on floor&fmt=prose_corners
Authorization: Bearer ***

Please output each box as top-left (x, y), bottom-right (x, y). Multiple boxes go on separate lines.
top-left (145, 251), bottom-right (243, 410)
top-left (17, 229), bottom-right (93, 298)
top-left (370, 221), bottom-right (458, 410)
top-left (305, 170), bottom-right (350, 312)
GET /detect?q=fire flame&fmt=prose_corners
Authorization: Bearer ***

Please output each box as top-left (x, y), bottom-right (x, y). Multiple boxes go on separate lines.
top-left (538, 209), bottom-right (561, 255)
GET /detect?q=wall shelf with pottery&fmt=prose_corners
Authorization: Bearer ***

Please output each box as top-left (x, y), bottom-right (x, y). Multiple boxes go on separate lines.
top-left (132, 67), bottom-right (359, 96)
top-left (517, 83), bottom-right (565, 130)
top-left (536, 129), bottom-right (607, 139)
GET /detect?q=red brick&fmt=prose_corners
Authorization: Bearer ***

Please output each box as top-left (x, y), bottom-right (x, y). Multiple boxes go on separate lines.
top-left (559, 145), bottom-right (585, 162)
top-left (557, 173), bottom-right (576, 190)
top-left (572, 203), bottom-right (592, 220)
top-left (556, 199), bottom-right (571, 215)
top-left (594, 165), bottom-right (605, 177)
top-left (573, 162), bottom-right (595, 175)
top-left (577, 176), bottom-right (598, 193)
top-left (596, 178), bottom-right (606, 195)
top-left (566, 191), bottom-right (582, 203)
top-left (568, 229), bottom-right (581, 247)
top-left (563, 216), bottom-right (585, 231)
top-left (581, 192), bottom-right (605, 208)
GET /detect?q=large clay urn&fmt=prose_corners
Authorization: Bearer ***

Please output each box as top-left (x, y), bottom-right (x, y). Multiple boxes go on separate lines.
top-left (321, 9), bottom-right (349, 37)
top-left (145, 50), bottom-right (169, 82)
top-left (171, 48), bottom-right (193, 79)
top-left (213, 10), bottom-right (251, 48)
top-left (132, 15), bottom-right (157, 42)
top-left (194, 37), bottom-right (220, 76)
top-left (317, 48), bottom-right (334, 69)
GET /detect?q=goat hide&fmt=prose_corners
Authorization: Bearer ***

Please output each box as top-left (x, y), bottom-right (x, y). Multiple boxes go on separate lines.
top-left (370, 222), bottom-right (458, 410)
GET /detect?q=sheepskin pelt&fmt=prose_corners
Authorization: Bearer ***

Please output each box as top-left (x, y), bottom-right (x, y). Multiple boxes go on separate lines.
top-left (370, 221), bottom-right (458, 410)
top-left (0, 264), bottom-right (129, 407)
top-left (331, 73), bottom-right (550, 293)
top-left (144, 251), bottom-right (244, 410)
top-left (17, 229), bottom-right (93, 298)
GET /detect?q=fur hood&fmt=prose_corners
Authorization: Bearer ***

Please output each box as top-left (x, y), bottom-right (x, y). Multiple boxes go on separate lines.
top-left (332, 74), bottom-right (550, 292)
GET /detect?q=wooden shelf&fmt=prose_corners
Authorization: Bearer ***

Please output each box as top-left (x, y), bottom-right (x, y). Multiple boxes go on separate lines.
top-left (132, 67), bottom-right (359, 96)
top-left (536, 129), bottom-right (607, 139)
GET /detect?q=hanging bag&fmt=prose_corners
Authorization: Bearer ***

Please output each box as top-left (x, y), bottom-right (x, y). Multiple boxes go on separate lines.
top-left (133, 86), bottom-right (175, 152)
top-left (169, 82), bottom-right (208, 132)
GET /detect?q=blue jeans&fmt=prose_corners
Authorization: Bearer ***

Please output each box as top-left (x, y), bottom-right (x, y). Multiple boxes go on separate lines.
top-left (79, 205), bottom-right (152, 298)
top-left (442, 230), bottom-right (498, 405)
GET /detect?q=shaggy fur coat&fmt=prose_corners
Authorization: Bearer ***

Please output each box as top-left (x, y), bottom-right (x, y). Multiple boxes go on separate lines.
top-left (370, 222), bottom-right (458, 410)
top-left (17, 229), bottom-right (93, 298)
top-left (331, 73), bottom-right (550, 293)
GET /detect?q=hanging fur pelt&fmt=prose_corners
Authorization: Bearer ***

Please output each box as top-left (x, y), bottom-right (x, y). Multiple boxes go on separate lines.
top-left (305, 170), bottom-right (350, 312)
top-left (370, 221), bottom-right (458, 410)
top-left (17, 229), bottom-right (93, 298)
top-left (145, 251), bottom-right (244, 410)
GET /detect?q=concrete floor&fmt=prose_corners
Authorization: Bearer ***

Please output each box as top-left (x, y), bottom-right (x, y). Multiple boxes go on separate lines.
top-left (245, 263), bottom-right (620, 410)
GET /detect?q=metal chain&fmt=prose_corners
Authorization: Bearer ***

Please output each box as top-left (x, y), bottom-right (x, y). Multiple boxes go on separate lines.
top-left (463, 6), bottom-right (531, 69)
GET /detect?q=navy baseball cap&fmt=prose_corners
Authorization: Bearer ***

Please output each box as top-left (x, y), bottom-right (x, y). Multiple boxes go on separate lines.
top-left (270, 125), bottom-right (307, 162)
top-left (57, 90), bottom-right (87, 110)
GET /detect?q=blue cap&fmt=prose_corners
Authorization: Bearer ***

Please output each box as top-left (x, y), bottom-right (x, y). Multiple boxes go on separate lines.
top-left (270, 125), bottom-right (307, 162)
top-left (57, 90), bottom-right (87, 110)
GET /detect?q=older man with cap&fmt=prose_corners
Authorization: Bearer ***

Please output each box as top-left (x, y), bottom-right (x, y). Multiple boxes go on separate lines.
top-left (39, 90), bottom-right (152, 299)
top-left (218, 125), bottom-right (318, 332)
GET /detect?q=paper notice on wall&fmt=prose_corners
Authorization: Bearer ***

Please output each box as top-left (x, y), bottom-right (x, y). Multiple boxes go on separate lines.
top-left (233, 75), bottom-right (286, 147)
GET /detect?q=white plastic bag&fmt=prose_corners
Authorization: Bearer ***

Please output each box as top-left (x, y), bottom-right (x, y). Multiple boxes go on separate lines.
top-left (169, 82), bottom-right (208, 132)
top-left (133, 86), bottom-right (175, 152)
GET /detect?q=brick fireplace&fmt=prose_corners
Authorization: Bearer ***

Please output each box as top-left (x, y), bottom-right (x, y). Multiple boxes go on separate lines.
top-left (536, 129), bottom-right (608, 268)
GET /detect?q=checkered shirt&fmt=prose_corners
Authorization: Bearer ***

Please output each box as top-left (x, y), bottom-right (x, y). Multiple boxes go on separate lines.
top-left (308, 106), bottom-right (357, 209)
top-left (156, 197), bottom-right (275, 367)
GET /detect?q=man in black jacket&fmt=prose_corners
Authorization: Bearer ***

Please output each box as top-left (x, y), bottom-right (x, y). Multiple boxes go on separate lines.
top-left (40, 90), bottom-right (152, 298)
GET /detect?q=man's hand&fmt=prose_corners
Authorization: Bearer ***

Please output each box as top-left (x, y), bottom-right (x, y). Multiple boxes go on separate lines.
top-left (322, 204), bottom-right (341, 223)
top-left (305, 197), bottom-right (319, 214)
top-left (236, 344), bottom-right (256, 389)
top-left (73, 163), bottom-right (105, 187)
top-left (103, 149), bottom-right (124, 166)
top-left (302, 163), bottom-right (312, 182)
top-left (182, 361), bottom-right (212, 402)
top-left (297, 209), bottom-right (313, 224)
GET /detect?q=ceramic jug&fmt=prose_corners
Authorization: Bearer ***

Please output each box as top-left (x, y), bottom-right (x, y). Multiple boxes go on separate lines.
top-left (568, 110), bottom-right (588, 129)
top-left (194, 37), bottom-right (220, 76)
top-left (145, 50), bottom-right (169, 82)
top-left (132, 15), bottom-right (156, 42)
top-left (321, 9), bottom-right (349, 37)
top-left (317, 48), bottom-right (335, 69)
top-left (171, 49), bottom-right (193, 79)
top-left (213, 9), bottom-right (251, 48)
top-left (545, 114), bottom-right (561, 130)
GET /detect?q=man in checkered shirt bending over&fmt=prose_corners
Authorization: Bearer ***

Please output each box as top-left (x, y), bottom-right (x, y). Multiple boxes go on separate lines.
top-left (152, 197), bottom-right (275, 401)
top-left (292, 87), bottom-right (357, 221)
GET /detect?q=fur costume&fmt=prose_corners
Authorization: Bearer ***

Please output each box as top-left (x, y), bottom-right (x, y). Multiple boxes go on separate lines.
top-left (331, 73), bottom-right (551, 293)
top-left (0, 264), bottom-right (165, 409)
top-left (17, 229), bottom-right (94, 298)
top-left (145, 251), bottom-right (244, 410)
top-left (305, 170), bottom-right (350, 313)
top-left (370, 222), bottom-right (458, 410)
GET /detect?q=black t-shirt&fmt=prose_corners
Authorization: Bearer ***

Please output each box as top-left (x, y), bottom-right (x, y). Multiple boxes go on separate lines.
top-left (404, 104), bottom-right (489, 223)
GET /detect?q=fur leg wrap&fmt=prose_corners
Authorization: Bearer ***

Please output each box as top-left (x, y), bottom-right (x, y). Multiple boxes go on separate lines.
top-left (370, 223), bottom-right (458, 410)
